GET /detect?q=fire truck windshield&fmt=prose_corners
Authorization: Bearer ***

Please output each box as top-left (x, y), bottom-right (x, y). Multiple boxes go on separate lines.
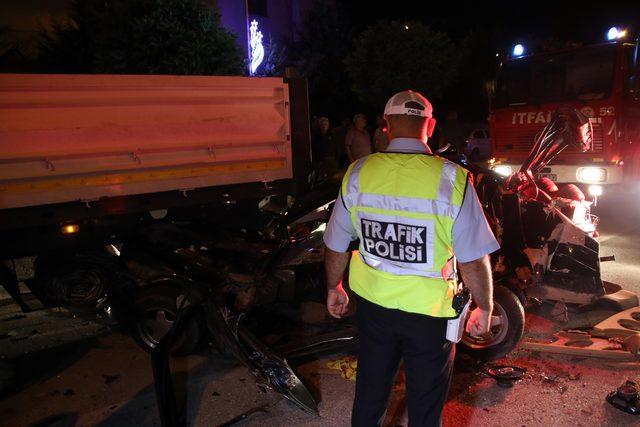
top-left (495, 44), bottom-right (616, 107)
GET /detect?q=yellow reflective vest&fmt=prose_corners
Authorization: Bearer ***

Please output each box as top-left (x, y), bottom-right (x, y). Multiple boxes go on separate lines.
top-left (342, 152), bottom-right (469, 317)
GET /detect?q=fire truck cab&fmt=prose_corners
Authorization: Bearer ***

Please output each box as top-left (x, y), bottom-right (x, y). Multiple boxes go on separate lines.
top-left (489, 39), bottom-right (640, 193)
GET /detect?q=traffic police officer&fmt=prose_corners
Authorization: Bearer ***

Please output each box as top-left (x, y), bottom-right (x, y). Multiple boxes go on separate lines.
top-left (324, 91), bottom-right (499, 426)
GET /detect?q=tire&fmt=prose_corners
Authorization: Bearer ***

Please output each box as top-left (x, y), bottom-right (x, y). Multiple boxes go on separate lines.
top-left (130, 285), bottom-right (204, 356)
top-left (459, 285), bottom-right (525, 361)
top-left (33, 254), bottom-right (110, 307)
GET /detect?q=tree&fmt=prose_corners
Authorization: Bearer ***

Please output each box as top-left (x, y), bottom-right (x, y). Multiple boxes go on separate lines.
top-left (345, 21), bottom-right (460, 110)
top-left (0, 25), bottom-right (33, 72)
top-left (448, 30), bottom-right (498, 121)
top-left (291, 1), bottom-right (355, 119)
top-left (37, 0), bottom-right (244, 75)
top-left (253, 35), bottom-right (287, 77)
top-left (0, 26), bottom-right (12, 55)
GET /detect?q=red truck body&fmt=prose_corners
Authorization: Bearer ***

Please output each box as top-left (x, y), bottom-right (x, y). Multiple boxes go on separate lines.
top-left (489, 41), bottom-right (640, 185)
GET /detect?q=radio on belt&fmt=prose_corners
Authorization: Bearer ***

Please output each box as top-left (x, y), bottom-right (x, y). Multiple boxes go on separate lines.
top-left (446, 287), bottom-right (471, 343)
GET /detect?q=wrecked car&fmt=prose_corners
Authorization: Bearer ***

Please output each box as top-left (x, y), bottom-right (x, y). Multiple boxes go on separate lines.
top-left (457, 107), bottom-right (605, 359)
top-left (119, 108), bottom-right (614, 417)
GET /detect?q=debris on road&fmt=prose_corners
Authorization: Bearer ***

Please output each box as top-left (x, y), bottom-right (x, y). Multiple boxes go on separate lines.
top-left (217, 404), bottom-right (270, 427)
top-left (550, 301), bottom-right (569, 323)
top-left (540, 372), bottom-right (559, 384)
top-left (102, 374), bottom-right (120, 385)
top-left (568, 372), bottom-right (582, 381)
top-left (606, 380), bottom-right (640, 415)
top-left (624, 335), bottom-right (640, 355)
top-left (523, 328), bottom-right (640, 360)
top-left (592, 307), bottom-right (640, 339)
top-left (326, 356), bottom-right (357, 381)
top-left (0, 305), bottom-right (112, 359)
top-left (486, 365), bottom-right (526, 388)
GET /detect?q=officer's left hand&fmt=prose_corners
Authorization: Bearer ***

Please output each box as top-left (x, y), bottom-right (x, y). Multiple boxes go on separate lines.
top-left (466, 307), bottom-right (492, 337)
top-left (327, 284), bottom-right (349, 319)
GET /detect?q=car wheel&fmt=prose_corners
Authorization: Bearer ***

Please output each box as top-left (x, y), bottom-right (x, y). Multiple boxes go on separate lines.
top-left (130, 285), bottom-right (204, 356)
top-left (459, 285), bottom-right (525, 361)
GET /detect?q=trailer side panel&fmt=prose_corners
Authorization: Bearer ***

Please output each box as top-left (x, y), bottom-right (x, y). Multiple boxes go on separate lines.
top-left (0, 74), bottom-right (292, 209)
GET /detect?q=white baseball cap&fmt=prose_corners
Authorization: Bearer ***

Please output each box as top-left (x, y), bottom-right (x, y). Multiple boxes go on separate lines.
top-left (383, 90), bottom-right (433, 118)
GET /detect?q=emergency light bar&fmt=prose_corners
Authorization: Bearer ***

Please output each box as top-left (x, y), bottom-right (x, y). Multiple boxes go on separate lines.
top-left (512, 44), bottom-right (525, 57)
top-left (607, 27), bottom-right (627, 41)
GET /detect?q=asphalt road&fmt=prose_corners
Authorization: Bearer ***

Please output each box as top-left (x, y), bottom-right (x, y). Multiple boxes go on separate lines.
top-left (594, 186), bottom-right (640, 295)
top-left (1, 186), bottom-right (640, 427)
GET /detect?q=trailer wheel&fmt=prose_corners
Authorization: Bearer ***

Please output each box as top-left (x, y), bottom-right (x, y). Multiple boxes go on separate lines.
top-left (459, 285), bottom-right (525, 361)
top-left (131, 286), bottom-right (203, 356)
top-left (33, 254), bottom-right (110, 307)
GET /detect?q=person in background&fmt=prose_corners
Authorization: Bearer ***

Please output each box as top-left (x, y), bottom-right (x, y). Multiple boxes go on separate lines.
top-left (310, 115), bottom-right (320, 135)
top-left (345, 113), bottom-right (371, 163)
top-left (373, 114), bottom-right (389, 152)
top-left (331, 117), bottom-right (352, 169)
top-left (311, 116), bottom-right (332, 183)
top-left (441, 110), bottom-right (466, 153)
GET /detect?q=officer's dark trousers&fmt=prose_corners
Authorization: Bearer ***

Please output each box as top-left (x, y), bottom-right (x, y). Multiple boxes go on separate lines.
top-left (352, 296), bottom-right (455, 427)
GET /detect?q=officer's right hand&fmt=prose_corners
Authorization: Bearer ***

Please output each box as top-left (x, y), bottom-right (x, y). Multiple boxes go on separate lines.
top-left (466, 307), bottom-right (492, 337)
top-left (327, 284), bottom-right (349, 319)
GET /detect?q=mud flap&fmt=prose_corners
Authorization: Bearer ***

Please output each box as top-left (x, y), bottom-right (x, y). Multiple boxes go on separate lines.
top-left (205, 301), bottom-right (318, 415)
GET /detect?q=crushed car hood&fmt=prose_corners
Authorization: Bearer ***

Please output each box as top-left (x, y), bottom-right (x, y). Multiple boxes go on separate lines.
top-left (519, 107), bottom-right (593, 176)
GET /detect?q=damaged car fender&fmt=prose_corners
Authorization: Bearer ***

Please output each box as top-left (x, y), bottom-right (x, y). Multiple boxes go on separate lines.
top-left (204, 300), bottom-right (318, 414)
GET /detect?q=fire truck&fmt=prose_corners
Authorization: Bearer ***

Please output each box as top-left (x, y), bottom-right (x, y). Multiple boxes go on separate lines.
top-left (489, 31), bottom-right (640, 197)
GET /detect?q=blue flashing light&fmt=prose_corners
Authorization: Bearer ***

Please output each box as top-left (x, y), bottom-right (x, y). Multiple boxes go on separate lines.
top-left (607, 26), bottom-right (627, 41)
top-left (512, 44), bottom-right (524, 57)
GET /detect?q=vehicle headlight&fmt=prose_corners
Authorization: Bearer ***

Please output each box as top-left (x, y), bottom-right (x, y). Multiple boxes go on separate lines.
top-left (492, 165), bottom-right (513, 176)
top-left (588, 185), bottom-right (603, 197)
top-left (577, 167), bottom-right (607, 183)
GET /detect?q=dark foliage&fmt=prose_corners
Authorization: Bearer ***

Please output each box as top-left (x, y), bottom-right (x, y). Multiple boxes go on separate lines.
top-left (36, 0), bottom-right (244, 75)
top-left (253, 35), bottom-right (287, 77)
top-left (291, 1), bottom-right (356, 120)
top-left (345, 21), bottom-right (461, 110)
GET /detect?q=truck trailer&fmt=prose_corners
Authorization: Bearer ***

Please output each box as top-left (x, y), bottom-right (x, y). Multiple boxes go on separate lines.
top-left (0, 72), bottom-right (312, 311)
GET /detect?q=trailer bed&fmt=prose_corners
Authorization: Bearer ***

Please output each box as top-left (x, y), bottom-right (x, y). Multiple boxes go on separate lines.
top-left (0, 74), bottom-right (293, 210)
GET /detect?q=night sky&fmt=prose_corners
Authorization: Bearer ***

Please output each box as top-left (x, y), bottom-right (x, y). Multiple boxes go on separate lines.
top-left (2, 0), bottom-right (639, 49)
top-left (341, 0), bottom-right (640, 50)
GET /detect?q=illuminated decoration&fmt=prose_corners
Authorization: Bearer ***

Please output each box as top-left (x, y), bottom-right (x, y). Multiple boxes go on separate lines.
top-left (607, 26), bottom-right (627, 41)
top-left (512, 44), bottom-right (525, 57)
top-left (249, 19), bottom-right (265, 75)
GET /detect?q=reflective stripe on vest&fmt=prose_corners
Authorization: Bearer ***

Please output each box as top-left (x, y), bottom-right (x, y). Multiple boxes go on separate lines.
top-left (341, 152), bottom-right (468, 317)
